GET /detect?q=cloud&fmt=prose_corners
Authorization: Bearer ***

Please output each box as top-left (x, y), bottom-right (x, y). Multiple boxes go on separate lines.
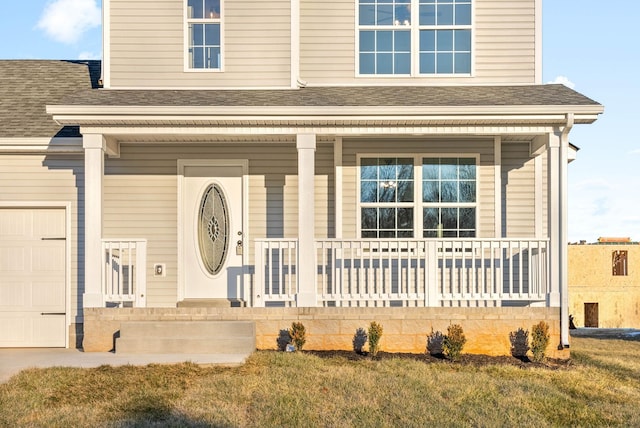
top-left (78, 51), bottom-right (101, 60)
top-left (547, 75), bottom-right (576, 89)
top-left (628, 149), bottom-right (640, 155)
top-left (36, 0), bottom-right (101, 44)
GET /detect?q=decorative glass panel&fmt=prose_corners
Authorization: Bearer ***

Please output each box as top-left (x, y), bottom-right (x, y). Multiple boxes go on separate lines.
top-left (198, 184), bottom-right (229, 275)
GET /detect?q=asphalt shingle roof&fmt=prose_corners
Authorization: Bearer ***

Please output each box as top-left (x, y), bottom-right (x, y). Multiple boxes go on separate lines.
top-left (0, 60), bottom-right (100, 138)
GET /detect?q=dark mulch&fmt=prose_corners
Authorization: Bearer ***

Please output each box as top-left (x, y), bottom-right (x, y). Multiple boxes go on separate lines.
top-left (303, 350), bottom-right (572, 370)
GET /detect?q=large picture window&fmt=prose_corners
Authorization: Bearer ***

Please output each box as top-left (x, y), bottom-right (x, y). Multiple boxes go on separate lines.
top-left (186, 0), bottom-right (222, 70)
top-left (359, 156), bottom-right (477, 238)
top-left (358, 0), bottom-right (472, 76)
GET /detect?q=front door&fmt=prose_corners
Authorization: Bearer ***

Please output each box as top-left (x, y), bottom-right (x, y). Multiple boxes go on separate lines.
top-left (181, 162), bottom-right (245, 301)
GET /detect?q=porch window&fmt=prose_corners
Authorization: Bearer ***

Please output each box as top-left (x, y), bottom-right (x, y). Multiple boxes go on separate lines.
top-left (186, 0), bottom-right (222, 70)
top-left (359, 156), bottom-right (477, 238)
top-left (357, 0), bottom-right (472, 76)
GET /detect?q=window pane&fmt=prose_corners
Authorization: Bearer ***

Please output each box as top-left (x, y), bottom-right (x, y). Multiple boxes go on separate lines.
top-left (441, 180), bottom-right (458, 202)
top-left (361, 181), bottom-right (378, 202)
top-left (395, 4), bottom-right (411, 24)
top-left (192, 47), bottom-right (204, 68)
top-left (380, 208), bottom-right (396, 229)
top-left (458, 158), bottom-right (476, 179)
top-left (420, 54), bottom-right (436, 73)
top-left (454, 29), bottom-right (471, 51)
top-left (379, 185), bottom-right (396, 202)
top-left (377, 31), bottom-right (393, 51)
top-left (398, 208), bottom-right (413, 229)
top-left (397, 159), bottom-right (413, 179)
top-left (423, 207), bottom-right (438, 229)
top-left (205, 24), bottom-right (220, 45)
top-left (394, 31), bottom-right (411, 51)
top-left (437, 4), bottom-right (453, 25)
top-left (442, 208), bottom-right (458, 229)
top-left (440, 158), bottom-right (458, 179)
top-left (360, 5), bottom-right (376, 25)
top-left (437, 30), bottom-right (453, 51)
top-left (188, 0), bottom-right (204, 19)
top-left (455, 4), bottom-right (471, 25)
top-left (419, 4), bottom-right (436, 25)
top-left (423, 181), bottom-right (439, 202)
top-left (192, 24), bottom-right (204, 45)
top-left (360, 31), bottom-right (376, 52)
top-left (362, 208), bottom-right (377, 229)
top-left (394, 53), bottom-right (411, 74)
top-left (205, 0), bottom-right (220, 18)
top-left (207, 47), bottom-right (220, 68)
top-left (459, 208), bottom-right (475, 230)
top-left (397, 181), bottom-right (414, 202)
top-left (454, 53), bottom-right (471, 73)
top-left (362, 231), bottom-right (378, 238)
top-left (420, 30), bottom-right (436, 51)
top-left (361, 158), bottom-right (378, 179)
top-left (360, 53), bottom-right (376, 74)
top-left (380, 231), bottom-right (396, 238)
top-left (377, 5), bottom-right (394, 25)
top-left (377, 53), bottom-right (393, 74)
top-left (379, 158), bottom-right (396, 179)
top-left (459, 181), bottom-right (476, 202)
top-left (422, 158), bottom-right (439, 179)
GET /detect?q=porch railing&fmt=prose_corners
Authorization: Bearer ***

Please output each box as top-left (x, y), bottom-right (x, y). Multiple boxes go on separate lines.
top-left (255, 238), bottom-right (549, 307)
top-left (102, 239), bottom-right (147, 307)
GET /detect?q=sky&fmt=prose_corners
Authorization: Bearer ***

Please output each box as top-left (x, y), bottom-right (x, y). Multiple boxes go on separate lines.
top-left (0, 0), bottom-right (638, 243)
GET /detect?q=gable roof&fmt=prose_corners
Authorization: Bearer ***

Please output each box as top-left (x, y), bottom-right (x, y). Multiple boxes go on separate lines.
top-left (0, 60), bottom-right (100, 138)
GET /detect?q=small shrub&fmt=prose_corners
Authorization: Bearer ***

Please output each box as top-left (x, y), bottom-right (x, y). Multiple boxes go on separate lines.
top-left (276, 329), bottom-right (291, 351)
top-left (443, 324), bottom-right (466, 362)
top-left (509, 328), bottom-right (530, 359)
top-left (426, 328), bottom-right (444, 356)
top-left (368, 321), bottom-right (383, 357)
top-left (352, 327), bottom-right (368, 354)
top-left (531, 321), bottom-right (550, 362)
top-left (289, 322), bottom-right (307, 351)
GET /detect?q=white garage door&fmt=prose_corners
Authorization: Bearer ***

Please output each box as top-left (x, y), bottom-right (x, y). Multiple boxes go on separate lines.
top-left (0, 208), bottom-right (66, 347)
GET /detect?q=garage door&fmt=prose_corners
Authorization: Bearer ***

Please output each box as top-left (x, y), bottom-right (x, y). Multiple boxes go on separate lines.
top-left (0, 208), bottom-right (66, 347)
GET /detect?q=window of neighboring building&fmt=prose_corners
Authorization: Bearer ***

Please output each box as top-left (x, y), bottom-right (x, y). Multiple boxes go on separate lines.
top-left (612, 250), bottom-right (628, 276)
top-left (357, 0), bottom-right (472, 76)
top-left (186, 0), bottom-right (222, 70)
top-left (359, 155), bottom-right (477, 238)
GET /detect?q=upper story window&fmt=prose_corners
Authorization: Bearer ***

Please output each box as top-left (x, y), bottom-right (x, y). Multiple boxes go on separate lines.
top-left (358, 0), bottom-right (472, 76)
top-left (612, 250), bottom-right (628, 276)
top-left (359, 155), bottom-right (477, 238)
top-left (186, 0), bottom-right (222, 70)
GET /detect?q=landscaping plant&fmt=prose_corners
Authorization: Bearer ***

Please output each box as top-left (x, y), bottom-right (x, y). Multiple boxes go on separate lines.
top-left (443, 324), bottom-right (466, 362)
top-left (426, 328), bottom-right (444, 356)
top-left (367, 321), bottom-right (383, 357)
top-left (289, 322), bottom-right (307, 351)
top-left (352, 327), bottom-right (368, 354)
top-left (531, 321), bottom-right (550, 362)
top-left (509, 327), bottom-right (530, 359)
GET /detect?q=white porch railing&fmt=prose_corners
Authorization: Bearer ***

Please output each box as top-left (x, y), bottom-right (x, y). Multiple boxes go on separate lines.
top-left (102, 239), bottom-right (147, 307)
top-left (254, 238), bottom-right (549, 307)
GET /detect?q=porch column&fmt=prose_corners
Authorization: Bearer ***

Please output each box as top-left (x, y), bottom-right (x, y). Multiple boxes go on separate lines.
top-left (83, 134), bottom-right (106, 308)
top-left (296, 134), bottom-right (317, 306)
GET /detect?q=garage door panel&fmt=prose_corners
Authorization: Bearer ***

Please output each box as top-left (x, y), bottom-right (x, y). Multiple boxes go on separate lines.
top-left (0, 210), bottom-right (28, 237)
top-left (0, 280), bottom-right (28, 308)
top-left (33, 209), bottom-right (65, 238)
top-left (0, 245), bottom-right (27, 271)
top-left (32, 281), bottom-right (65, 308)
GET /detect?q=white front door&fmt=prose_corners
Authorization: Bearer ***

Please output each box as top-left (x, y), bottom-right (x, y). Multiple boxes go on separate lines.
top-left (0, 208), bottom-right (67, 347)
top-left (181, 162), bottom-right (245, 301)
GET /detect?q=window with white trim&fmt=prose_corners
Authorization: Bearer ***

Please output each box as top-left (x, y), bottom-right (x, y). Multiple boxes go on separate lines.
top-left (359, 156), bottom-right (477, 238)
top-left (186, 0), bottom-right (222, 70)
top-left (358, 0), bottom-right (472, 76)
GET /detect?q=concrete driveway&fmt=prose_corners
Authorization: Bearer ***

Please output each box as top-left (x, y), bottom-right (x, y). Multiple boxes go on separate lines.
top-left (0, 348), bottom-right (250, 383)
top-left (570, 328), bottom-right (640, 340)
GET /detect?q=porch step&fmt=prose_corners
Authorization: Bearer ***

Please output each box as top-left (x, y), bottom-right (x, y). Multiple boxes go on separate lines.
top-left (176, 298), bottom-right (245, 308)
top-left (116, 321), bottom-right (256, 355)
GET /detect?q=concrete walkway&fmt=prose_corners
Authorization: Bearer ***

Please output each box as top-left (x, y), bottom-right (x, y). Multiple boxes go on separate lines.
top-left (0, 348), bottom-right (250, 383)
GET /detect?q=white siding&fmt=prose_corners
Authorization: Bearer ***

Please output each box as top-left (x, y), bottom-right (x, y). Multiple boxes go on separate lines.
top-left (341, 138), bottom-right (496, 239)
top-left (109, 0), bottom-right (292, 88)
top-left (103, 143), bottom-right (334, 307)
top-left (0, 155), bottom-right (82, 322)
top-left (501, 142), bottom-right (535, 237)
top-left (300, 0), bottom-right (536, 85)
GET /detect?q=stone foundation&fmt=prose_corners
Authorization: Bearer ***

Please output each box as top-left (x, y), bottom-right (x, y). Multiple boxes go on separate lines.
top-left (82, 306), bottom-right (567, 359)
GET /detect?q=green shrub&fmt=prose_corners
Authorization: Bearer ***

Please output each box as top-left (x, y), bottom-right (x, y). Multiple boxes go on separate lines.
top-left (443, 324), bottom-right (466, 362)
top-left (368, 322), bottom-right (383, 357)
top-left (289, 322), bottom-right (307, 352)
top-left (352, 327), bottom-right (368, 355)
top-left (509, 328), bottom-right (530, 358)
top-left (426, 328), bottom-right (444, 356)
top-left (531, 321), bottom-right (550, 362)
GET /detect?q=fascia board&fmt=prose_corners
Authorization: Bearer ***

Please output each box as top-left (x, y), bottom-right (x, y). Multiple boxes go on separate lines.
top-left (0, 137), bottom-right (83, 153)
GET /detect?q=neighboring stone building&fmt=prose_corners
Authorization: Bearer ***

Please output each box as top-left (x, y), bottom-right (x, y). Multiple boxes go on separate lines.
top-left (569, 238), bottom-right (640, 328)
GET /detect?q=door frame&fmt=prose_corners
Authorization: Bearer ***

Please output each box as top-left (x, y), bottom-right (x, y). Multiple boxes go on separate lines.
top-left (177, 159), bottom-right (249, 302)
top-left (0, 201), bottom-right (71, 348)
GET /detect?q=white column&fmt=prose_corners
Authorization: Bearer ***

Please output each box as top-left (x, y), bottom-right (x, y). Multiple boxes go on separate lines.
top-left (83, 134), bottom-right (106, 308)
top-left (494, 136), bottom-right (502, 238)
top-left (296, 134), bottom-right (317, 306)
top-left (559, 128), bottom-right (570, 347)
top-left (334, 137), bottom-right (343, 239)
top-left (547, 131), bottom-right (561, 309)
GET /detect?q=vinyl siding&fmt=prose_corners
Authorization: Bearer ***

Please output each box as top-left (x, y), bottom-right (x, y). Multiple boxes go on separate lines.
top-left (501, 142), bottom-right (535, 237)
top-left (108, 0), bottom-right (291, 88)
top-left (103, 143), bottom-right (333, 307)
top-left (341, 138), bottom-right (496, 239)
top-left (300, 0), bottom-right (537, 85)
top-left (0, 154), bottom-right (83, 320)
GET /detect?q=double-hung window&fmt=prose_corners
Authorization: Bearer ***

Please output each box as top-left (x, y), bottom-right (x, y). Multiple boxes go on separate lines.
top-left (186, 0), bottom-right (222, 70)
top-left (358, 0), bottom-right (472, 76)
top-left (359, 156), bottom-right (477, 238)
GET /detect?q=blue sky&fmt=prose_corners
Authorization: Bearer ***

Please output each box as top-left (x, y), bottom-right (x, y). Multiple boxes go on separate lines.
top-left (0, 0), bottom-right (638, 242)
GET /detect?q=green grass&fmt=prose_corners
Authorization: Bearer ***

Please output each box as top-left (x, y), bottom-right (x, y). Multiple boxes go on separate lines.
top-left (1, 337), bottom-right (640, 427)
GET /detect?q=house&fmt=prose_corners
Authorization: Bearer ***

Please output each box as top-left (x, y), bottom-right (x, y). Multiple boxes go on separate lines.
top-left (569, 238), bottom-right (640, 328)
top-left (0, 0), bottom-right (603, 357)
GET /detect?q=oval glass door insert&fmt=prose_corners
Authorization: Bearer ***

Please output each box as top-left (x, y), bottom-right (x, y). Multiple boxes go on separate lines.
top-left (198, 184), bottom-right (230, 275)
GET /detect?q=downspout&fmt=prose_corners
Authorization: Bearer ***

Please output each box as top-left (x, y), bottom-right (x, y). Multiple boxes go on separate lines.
top-left (559, 113), bottom-right (574, 349)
